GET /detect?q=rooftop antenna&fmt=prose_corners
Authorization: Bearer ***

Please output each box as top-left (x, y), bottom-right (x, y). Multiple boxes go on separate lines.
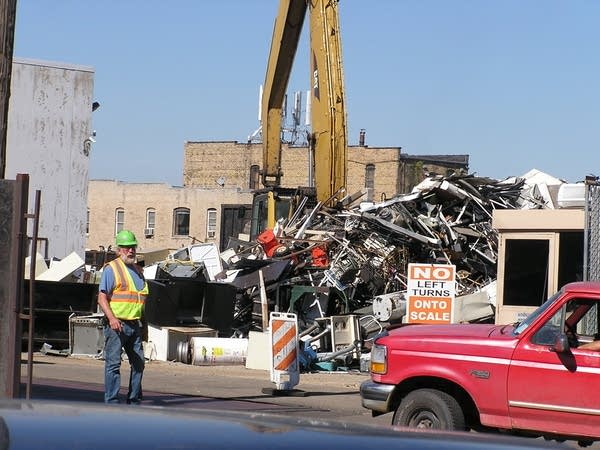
top-left (247, 85), bottom-right (263, 143)
top-left (258, 84), bottom-right (263, 122)
top-left (282, 93), bottom-right (288, 124)
top-left (292, 91), bottom-right (302, 127)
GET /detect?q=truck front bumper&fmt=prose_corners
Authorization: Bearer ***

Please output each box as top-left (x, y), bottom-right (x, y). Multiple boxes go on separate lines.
top-left (359, 380), bottom-right (395, 414)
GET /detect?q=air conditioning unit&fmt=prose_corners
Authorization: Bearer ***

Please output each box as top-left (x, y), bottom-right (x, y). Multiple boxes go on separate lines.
top-left (144, 228), bottom-right (154, 237)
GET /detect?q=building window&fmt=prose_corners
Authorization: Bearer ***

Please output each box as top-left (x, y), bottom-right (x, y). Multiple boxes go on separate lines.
top-left (86, 209), bottom-right (90, 235)
top-left (173, 207), bottom-right (190, 237)
top-left (145, 208), bottom-right (156, 237)
top-left (249, 164), bottom-right (260, 190)
top-left (365, 164), bottom-right (375, 201)
top-left (206, 208), bottom-right (217, 239)
top-left (115, 208), bottom-right (125, 235)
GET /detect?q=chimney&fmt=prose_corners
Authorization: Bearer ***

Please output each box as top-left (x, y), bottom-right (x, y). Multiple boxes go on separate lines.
top-left (359, 129), bottom-right (366, 146)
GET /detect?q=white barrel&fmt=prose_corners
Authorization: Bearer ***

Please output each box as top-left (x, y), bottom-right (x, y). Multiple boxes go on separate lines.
top-left (189, 337), bottom-right (248, 366)
top-left (372, 291), bottom-right (406, 322)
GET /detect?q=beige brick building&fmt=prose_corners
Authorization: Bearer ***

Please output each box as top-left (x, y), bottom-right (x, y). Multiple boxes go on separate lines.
top-left (86, 180), bottom-right (253, 253)
top-left (87, 141), bottom-right (468, 254)
top-left (183, 141), bottom-right (468, 201)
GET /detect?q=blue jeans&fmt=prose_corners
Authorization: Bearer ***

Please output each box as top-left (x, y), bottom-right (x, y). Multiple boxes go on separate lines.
top-left (103, 320), bottom-right (145, 404)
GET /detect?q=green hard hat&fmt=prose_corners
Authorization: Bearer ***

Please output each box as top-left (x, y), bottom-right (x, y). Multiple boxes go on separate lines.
top-left (115, 230), bottom-right (138, 247)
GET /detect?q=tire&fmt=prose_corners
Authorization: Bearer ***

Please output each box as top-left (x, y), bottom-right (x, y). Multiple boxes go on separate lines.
top-left (393, 388), bottom-right (466, 431)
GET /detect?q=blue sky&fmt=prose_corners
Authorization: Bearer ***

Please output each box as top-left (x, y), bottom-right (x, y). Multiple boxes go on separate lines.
top-left (14, 1), bottom-right (600, 186)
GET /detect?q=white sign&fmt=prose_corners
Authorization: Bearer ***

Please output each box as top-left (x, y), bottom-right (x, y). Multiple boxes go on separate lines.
top-left (406, 263), bottom-right (456, 324)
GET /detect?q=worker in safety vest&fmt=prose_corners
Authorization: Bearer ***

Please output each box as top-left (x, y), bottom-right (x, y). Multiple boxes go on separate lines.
top-left (97, 230), bottom-right (148, 404)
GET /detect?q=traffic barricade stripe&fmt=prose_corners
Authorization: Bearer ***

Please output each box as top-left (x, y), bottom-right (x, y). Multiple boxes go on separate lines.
top-left (269, 312), bottom-right (300, 391)
top-left (275, 347), bottom-right (297, 371)
top-left (273, 323), bottom-right (296, 356)
top-left (272, 318), bottom-right (285, 334)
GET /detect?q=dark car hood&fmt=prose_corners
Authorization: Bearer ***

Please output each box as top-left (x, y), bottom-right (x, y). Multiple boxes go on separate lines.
top-left (0, 399), bottom-right (561, 450)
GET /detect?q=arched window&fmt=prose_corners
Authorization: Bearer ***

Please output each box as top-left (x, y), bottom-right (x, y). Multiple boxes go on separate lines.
top-left (145, 208), bottom-right (156, 237)
top-left (249, 164), bottom-right (260, 189)
top-left (115, 208), bottom-right (125, 235)
top-left (206, 208), bottom-right (217, 239)
top-left (172, 207), bottom-right (190, 236)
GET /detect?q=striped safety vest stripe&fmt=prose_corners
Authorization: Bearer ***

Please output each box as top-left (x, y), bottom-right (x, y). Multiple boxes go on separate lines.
top-left (108, 257), bottom-right (148, 320)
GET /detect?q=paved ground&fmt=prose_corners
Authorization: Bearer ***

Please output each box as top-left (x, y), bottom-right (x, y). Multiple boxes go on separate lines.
top-left (19, 353), bottom-right (383, 425)
top-left (17, 353), bottom-right (597, 448)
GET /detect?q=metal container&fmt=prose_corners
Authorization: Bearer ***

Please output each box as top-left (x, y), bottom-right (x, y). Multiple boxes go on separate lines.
top-left (147, 325), bottom-right (218, 362)
top-left (189, 337), bottom-right (248, 366)
top-left (372, 291), bottom-right (406, 322)
top-left (69, 314), bottom-right (105, 357)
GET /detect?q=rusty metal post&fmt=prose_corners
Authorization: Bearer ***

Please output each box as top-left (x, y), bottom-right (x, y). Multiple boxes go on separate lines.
top-left (0, 0), bottom-right (18, 179)
top-left (0, 173), bottom-right (28, 398)
top-left (24, 189), bottom-right (40, 399)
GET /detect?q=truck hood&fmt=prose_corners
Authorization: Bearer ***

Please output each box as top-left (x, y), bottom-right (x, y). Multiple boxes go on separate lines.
top-left (380, 323), bottom-right (518, 356)
top-left (387, 323), bottom-right (511, 339)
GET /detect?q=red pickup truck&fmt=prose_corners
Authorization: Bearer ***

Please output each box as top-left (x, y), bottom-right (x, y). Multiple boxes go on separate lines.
top-left (360, 281), bottom-right (600, 446)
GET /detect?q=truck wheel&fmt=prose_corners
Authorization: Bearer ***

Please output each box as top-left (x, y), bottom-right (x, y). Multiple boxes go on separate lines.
top-left (393, 388), bottom-right (465, 430)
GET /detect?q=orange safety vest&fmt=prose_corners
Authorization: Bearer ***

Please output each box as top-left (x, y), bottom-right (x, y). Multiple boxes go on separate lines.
top-left (107, 257), bottom-right (148, 320)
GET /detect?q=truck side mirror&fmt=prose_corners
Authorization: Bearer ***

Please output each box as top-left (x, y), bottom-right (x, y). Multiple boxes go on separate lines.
top-left (551, 334), bottom-right (570, 353)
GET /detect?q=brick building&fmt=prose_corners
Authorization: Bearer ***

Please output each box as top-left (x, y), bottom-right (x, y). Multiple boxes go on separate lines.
top-left (183, 141), bottom-right (468, 202)
top-left (87, 141), bottom-right (468, 253)
top-left (86, 180), bottom-right (253, 254)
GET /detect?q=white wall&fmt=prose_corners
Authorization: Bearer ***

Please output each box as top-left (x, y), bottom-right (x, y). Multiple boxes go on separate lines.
top-left (5, 58), bottom-right (95, 259)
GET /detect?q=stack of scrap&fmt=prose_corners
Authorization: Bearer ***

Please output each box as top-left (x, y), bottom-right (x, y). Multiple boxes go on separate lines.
top-left (219, 171), bottom-right (561, 338)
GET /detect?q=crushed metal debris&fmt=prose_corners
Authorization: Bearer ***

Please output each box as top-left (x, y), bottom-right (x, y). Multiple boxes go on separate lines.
top-left (144, 170), bottom-right (571, 370)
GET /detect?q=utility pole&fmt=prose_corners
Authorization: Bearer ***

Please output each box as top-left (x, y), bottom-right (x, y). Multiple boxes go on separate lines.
top-left (0, 0), bottom-right (17, 179)
top-left (0, 0), bottom-right (18, 399)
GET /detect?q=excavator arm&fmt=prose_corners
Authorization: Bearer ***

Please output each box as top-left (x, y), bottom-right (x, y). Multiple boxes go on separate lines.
top-left (308, 0), bottom-right (347, 202)
top-left (261, 0), bottom-right (347, 203)
top-left (261, 0), bottom-right (307, 188)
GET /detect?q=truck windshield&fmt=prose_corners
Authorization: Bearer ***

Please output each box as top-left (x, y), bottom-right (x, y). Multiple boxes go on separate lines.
top-left (512, 291), bottom-right (562, 336)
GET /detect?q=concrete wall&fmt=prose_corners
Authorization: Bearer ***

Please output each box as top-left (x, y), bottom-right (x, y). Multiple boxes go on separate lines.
top-left (87, 180), bottom-right (254, 253)
top-left (6, 58), bottom-right (95, 259)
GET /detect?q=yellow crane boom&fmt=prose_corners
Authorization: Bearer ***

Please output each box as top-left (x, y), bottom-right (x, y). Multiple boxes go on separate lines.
top-left (261, 0), bottom-right (347, 203)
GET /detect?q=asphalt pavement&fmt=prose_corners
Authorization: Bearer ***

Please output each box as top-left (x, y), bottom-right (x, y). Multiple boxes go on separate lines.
top-left (18, 353), bottom-right (596, 449)
top-left (19, 352), bottom-right (383, 425)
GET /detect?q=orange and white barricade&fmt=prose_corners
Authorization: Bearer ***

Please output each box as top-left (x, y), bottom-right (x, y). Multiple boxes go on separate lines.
top-left (269, 312), bottom-right (299, 391)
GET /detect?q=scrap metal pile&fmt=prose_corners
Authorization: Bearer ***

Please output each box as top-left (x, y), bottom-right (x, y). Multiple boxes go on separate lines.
top-left (220, 172), bottom-right (551, 338)
top-left (141, 170), bottom-right (571, 369)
